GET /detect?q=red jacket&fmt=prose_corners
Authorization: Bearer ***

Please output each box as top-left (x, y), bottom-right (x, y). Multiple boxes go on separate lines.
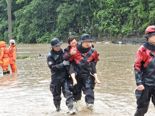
top-left (64, 46), bottom-right (99, 64)
top-left (134, 45), bottom-right (154, 71)
top-left (134, 42), bottom-right (155, 86)
top-left (64, 45), bottom-right (99, 75)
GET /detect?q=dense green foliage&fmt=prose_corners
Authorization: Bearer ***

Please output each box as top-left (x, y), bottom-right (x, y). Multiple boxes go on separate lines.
top-left (0, 0), bottom-right (155, 43)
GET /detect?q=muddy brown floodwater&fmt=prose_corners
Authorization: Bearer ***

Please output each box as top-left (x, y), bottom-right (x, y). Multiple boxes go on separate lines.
top-left (0, 43), bottom-right (154, 116)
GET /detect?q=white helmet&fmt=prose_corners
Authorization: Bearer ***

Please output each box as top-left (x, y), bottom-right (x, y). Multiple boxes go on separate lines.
top-left (9, 39), bottom-right (15, 44)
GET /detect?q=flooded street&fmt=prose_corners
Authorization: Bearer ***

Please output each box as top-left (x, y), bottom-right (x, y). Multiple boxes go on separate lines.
top-left (0, 43), bottom-right (154, 116)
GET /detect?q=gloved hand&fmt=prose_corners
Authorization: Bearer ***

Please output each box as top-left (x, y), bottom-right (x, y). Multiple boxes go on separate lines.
top-left (63, 60), bottom-right (70, 66)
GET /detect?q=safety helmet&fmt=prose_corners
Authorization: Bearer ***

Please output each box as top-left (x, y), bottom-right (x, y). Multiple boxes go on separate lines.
top-left (145, 25), bottom-right (155, 34)
top-left (80, 34), bottom-right (93, 42)
top-left (144, 25), bottom-right (155, 39)
top-left (9, 39), bottom-right (15, 44)
top-left (50, 38), bottom-right (62, 47)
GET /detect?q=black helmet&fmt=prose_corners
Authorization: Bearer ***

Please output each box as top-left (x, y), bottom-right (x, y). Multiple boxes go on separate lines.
top-left (80, 34), bottom-right (93, 42)
top-left (50, 38), bottom-right (62, 47)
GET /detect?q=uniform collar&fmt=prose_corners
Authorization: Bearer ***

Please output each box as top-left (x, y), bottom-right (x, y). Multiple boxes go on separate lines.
top-left (78, 44), bottom-right (90, 53)
top-left (144, 42), bottom-right (155, 51)
top-left (51, 49), bottom-right (63, 55)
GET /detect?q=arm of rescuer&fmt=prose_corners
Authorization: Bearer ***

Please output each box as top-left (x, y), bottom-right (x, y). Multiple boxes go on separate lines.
top-left (88, 50), bottom-right (99, 74)
top-left (134, 46), bottom-right (147, 89)
top-left (88, 50), bottom-right (101, 84)
top-left (47, 53), bottom-right (69, 72)
top-left (0, 48), bottom-right (4, 60)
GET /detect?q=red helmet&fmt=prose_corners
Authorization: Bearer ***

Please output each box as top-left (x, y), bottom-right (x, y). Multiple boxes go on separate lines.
top-left (145, 25), bottom-right (155, 34)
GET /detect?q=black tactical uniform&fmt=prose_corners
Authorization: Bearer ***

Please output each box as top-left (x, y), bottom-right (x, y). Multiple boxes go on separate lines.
top-left (47, 38), bottom-right (75, 112)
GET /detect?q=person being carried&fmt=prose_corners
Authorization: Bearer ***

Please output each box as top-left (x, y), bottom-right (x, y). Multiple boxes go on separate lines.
top-left (134, 25), bottom-right (155, 116)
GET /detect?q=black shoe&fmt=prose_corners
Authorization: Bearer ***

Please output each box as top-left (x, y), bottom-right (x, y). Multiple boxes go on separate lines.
top-left (56, 106), bottom-right (61, 112)
top-left (67, 107), bottom-right (76, 115)
top-left (3, 70), bottom-right (10, 75)
top-left (87, 104), bottom-right (94, 111)
top-left (6, 71), bottom-right (10, 74)
top-left (3, 71), bottom-right (7, 75)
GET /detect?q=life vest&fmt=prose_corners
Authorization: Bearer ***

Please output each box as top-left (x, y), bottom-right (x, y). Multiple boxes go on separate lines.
top-left (71, 47), bottom-right (99, 65)
top-left (134, 42), bottom-right (155, 86)
top-left (134, 43), bottom-right (155, 71)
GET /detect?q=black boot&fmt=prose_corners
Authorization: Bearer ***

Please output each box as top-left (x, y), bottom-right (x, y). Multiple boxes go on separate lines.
top-left (56, 105), bottom-right (61, 112)
top-left (3, 70), bottom-right (10, 75)
top-left (6, 70), bottom-right (10, 74)
top-left (3, 71), bottom-right (7, 75)
top-left (134, 109), bottom-right (146, 116)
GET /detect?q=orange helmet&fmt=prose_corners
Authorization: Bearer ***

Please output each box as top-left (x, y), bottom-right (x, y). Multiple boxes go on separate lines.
top-left (0, 41), bottom-right (6, 48)
top-left (145, 25), bottom-right (155, 34)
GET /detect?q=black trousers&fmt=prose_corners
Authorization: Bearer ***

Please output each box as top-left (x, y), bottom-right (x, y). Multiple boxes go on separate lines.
top-left (75, 74), bottom-right (95, 104)
top-left (50, 77), bottom-right (74, 109)
top-left (135, 85), bottom-right (155, 116)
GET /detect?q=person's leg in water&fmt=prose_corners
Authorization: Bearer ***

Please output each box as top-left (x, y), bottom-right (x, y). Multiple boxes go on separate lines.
top-left (63, 79), bottom-right (76, 114)
top-left (82, 74), bottom-right (95, 110)
top-left (2, 58), bottom-right (10, 75)
top-left (73, 76), bottom-right (82, 102)
top-left (50, 78), bottom-right (62, 112)
top-left (10, 62), bottom-right (17, 73)
top-left (70, 76), bottom-right (83, 112)
top-left (134, 86), bottom-right (151, 116)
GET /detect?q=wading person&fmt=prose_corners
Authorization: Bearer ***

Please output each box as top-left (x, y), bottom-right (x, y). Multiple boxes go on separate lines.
top-left (134, 25), bottom-right (155, 116)
top-left (8, 39), bottom-right (17, 73)
top-left (0, 41), bottom-right (10, 75)
top-left (47, 38), bottom-right (76, 114)
top-left (69, 34), bottom-right (100, 110)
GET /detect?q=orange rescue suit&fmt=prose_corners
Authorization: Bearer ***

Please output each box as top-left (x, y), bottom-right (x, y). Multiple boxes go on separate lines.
top-left (8, 44), bottom-right (17, 73)
top-left (0, 41), bottom-right (10, 72)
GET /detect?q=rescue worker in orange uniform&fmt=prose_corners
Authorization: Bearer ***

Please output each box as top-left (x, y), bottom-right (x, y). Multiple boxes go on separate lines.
top-left (0, 41), bottom-right (10, 75)
top-left (8, 39), bottom-right (17, 73)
